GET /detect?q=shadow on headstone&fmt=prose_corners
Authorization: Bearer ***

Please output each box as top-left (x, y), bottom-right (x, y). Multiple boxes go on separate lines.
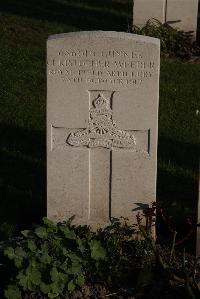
top-left (166, 19), bottom-right (182, 25)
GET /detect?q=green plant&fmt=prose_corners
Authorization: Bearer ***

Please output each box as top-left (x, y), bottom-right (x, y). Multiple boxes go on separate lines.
top-left (0, 216), bottom-right (154, 298)
top-left (1, 212), bottom-right (200, 299)
top-left (136, 205), bottom-right (200, 299)
top-left (97, 218), bottom-right (139, 285)
top-left (132, 19), bottom-right (193, 57)
top-left (1, 218), bottom-right (107, 299)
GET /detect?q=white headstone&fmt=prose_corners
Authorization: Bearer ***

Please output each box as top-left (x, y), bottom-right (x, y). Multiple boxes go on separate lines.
top-left (47, 31), bottom-right (160, 228)
top-left (133, 0), bottom-right (166, 27)
top-left (166, 0), bottom-right (198, 40)
top-left (133, 0), bottom-right (198, 40)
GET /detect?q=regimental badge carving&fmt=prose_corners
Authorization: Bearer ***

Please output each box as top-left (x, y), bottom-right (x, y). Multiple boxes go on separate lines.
top-left (67, 92), bottom-right (136, 149)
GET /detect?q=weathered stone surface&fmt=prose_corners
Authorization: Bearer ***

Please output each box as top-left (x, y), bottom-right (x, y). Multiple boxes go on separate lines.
top-left (133, 0), bottom-right (166, 27)
top-left (166, 0), bottom-right (198, 40)
top-left (47, 31), bottom-right (160, 227)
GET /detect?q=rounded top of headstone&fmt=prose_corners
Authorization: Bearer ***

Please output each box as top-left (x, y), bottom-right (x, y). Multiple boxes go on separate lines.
top-left (48, 31), bottom-right (160, 46)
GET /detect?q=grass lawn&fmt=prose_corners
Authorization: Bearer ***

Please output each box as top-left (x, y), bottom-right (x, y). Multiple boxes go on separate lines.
top-left (0, 0), bottom-right (199, 248)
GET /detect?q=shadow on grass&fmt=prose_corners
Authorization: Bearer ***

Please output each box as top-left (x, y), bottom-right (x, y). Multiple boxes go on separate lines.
top-left (157, 136), bottom-right (199, 252)
top-left (1, 0), bottom-right (132, 31)
top-left (0, 123), bottom-right (199, 248)
top-left (0, 123), bottom-right (46, 238)
top-left (157, 135), bottom-right (199, 215)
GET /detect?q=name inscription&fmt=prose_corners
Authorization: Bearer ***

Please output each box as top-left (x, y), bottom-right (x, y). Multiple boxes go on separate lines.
top-left (48, 49), bottom-right (156, 86)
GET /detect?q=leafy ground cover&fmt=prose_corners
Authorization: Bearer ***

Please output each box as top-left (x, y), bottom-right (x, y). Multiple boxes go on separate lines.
top-left (1, 217), bottom-right (200, 299)
top-left (132, 19), bottom-right (200, 58)
top-left (0, 0), bottom-right (199, 250)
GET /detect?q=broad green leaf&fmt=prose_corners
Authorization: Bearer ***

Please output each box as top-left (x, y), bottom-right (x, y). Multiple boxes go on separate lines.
top-left (4, 247), bottom-right (25, 268)
top-left (60, 260), bottom-right (69, 273)
top-left (59, 226), bottom-right (76, 239)
top-left (76, 274), bottom-right (85, 287)
top-left (76, 237), bottom-right (86, 253)
top-left (50, 268), bottom-right (68, 293)
top-left (13, 247), bottom-right (26, 268)
top-left (27, 240), bottom-right (37, 252)
top-left (51, 282), bottom-right (61, 293)
top-left (40, 253), bottom-right (51, 264)
top-left (4, 247), bottom-right (15, 259)
top-left (50, 267), bottom-right (59, 282)
top-left (17, 271), bottom-right (29, 289)
top-left (43, 217), bottom-right (54, 227)
top-left (17, 268), bottom-right (41, 290)
top-left (90, 240), bottom-right (106, 260)
top-left (30, 259), bottom-right (39, 268)
top-left (62, 248), bottom-right (68, 256)
top-left (43, 218), bottom-right (57, 233)
top-left (40, 282), bottom-right (50, 294)
top-left (4, 285), bottom-right (21, 299)
top-left (35, 227), bottom-right (48, 238)
top-left (68, 252), bottom-right (82, 263)
top-left (28, 268), bottom-right (42, 286)
top-left (15, 247), bottom-right (26, 257)
top-left (60, 273), bottom-right (68, 284)
top-left (68, 280), bottom-right (75, 292)
top-left (41, 240), bottom-right (49, 251)
top-left (21, 230), bottom-right (30, 237)
top-left (71, 261), bottom-right (82, 274)
top-left (48, 293), bottom-right (59, 299)
top-left (14, 258), bottom-right (23, 269)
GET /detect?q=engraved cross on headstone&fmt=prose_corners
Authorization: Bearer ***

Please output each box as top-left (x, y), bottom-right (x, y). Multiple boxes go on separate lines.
top-left (52, 90), bottom-right (149, 225)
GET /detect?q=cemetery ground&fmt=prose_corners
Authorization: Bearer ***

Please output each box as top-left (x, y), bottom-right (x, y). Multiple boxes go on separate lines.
top-left (0, 0), bottom-right (200, 298)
